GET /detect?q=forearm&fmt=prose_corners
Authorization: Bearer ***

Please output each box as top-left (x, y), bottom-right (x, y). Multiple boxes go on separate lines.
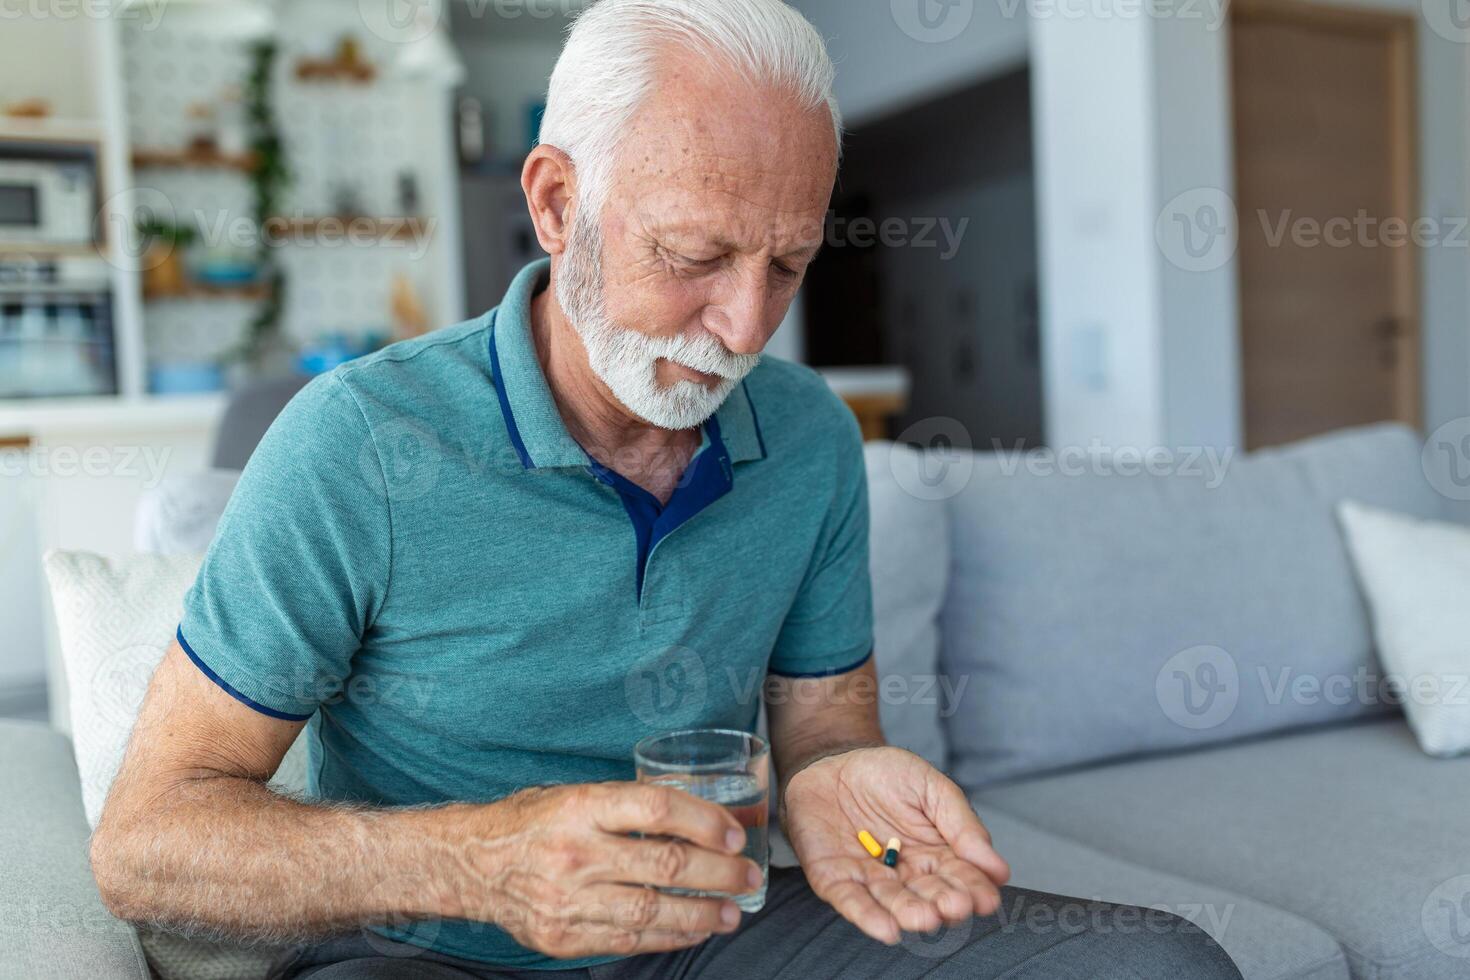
top-left (92, 774), bottom-right (485, 944)
top-left (766, 656), bottom-right (886, 804)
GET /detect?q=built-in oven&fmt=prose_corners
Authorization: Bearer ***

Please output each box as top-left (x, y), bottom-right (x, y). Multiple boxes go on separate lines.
top-left (0, 141), bottom-right (99, 249)
top-left (0, 255), bottom-right (116, 398)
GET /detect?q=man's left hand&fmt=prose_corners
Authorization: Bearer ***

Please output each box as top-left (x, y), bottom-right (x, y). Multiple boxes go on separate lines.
top-left (782, 746), bottom-right (1011, 945)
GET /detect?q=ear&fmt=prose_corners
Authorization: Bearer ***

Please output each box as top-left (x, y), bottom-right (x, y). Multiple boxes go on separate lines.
top-left (521, 144), bottom-right (578, 256)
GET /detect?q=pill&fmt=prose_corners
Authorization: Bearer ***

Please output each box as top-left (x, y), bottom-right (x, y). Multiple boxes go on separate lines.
top-left (858, 830), bottom-right (883, 858)
top-left (883, 837), bottom-right (901, 867)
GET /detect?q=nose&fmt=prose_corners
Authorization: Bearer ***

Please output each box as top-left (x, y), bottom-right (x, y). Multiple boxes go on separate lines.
top-left (701, 267), bottom-right (776, 357)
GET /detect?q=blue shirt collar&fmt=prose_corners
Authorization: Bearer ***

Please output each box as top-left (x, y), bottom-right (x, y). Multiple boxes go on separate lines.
top-left (488, 259), bottom-right (767, 470)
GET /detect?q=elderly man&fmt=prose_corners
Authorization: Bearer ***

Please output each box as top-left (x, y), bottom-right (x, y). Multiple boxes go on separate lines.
top-left (92, 1), bottom-right (1242, 978)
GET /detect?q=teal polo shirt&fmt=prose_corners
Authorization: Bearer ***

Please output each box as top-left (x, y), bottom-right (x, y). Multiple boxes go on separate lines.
top-left (178, 259), bottom-right (874, 968)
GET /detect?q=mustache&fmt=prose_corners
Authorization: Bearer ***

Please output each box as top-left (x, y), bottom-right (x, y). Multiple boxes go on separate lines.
top-left (646, 331), bottom-right (761, 382)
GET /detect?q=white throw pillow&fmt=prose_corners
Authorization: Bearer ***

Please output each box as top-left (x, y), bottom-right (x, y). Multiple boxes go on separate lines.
top-left (43, 549), bottom-right (308, 980)
top-left (1338, 501), bottom-right (1470, 757)
top-left (134, 469), bottom-right (241, 556)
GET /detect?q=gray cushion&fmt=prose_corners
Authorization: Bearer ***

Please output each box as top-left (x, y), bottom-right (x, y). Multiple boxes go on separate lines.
top-left (942, 424), bottom-right (1447, 787)
top-left (0, 720), bottom-right (149, 979)
top-left (865, 442), bottom-right (951, 769)
top-left (977, 809), bottom-right (1348, 980)
top-left (211, 374), bottom-right (310, 471)
top-left (975, 717), bottom-right (1470, 979)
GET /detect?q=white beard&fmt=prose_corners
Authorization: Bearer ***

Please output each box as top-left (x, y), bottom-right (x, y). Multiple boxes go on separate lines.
top-left (554, 204), bottom-right (761, 431)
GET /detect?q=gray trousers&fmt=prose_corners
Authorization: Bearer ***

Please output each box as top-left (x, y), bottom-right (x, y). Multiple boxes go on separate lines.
top-left (269, 868), bottom-right (1243, 979)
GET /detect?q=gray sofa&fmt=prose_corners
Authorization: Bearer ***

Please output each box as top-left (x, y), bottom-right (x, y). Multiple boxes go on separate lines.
top-left (7, 420), bottom-right (1466, 980)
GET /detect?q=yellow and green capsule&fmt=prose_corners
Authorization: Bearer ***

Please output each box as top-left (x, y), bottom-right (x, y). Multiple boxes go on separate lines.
top-left (882, 837), bottom-right (901, 868)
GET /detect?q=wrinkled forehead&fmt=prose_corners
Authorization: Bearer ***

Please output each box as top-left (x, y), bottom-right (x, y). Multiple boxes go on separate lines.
top-left (605, 50), bottom-right (838, 254)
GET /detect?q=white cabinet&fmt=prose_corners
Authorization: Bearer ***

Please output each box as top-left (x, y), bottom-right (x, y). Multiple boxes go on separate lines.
top-left (0, 398), bottom-right (220, 724)
top-left (0, 439), bottom-right (47, 711)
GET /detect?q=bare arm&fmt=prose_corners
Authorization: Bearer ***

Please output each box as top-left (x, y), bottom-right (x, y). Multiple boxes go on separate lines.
top-left (93, 642), bottom-right (762, 956)
top-left (765, 655), bottom-right (886, 815)
top-left (92, 642), bottom-right (463, 942)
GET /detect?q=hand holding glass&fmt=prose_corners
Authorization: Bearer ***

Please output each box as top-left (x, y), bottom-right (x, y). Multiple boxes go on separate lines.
top-left (634, 729), bottom-right (770, 912)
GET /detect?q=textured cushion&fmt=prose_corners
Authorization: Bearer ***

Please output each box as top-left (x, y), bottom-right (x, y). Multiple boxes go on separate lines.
top-left (1338, 501), bottom-right (1470, 757)
top-left (975, 717), bottom-right (1470, 979)
top-left (942, 424), bottom-right (1446, 787)
top-left (44, 550), bottom-right (211, 826)
top-left (977, 808), bottom-right (1347, 980)
top-left (43, 550), bottom-right (309, 980)
top-left (0, 720), bottom-right (150, 979)
top-left (864, 442), bottom-right (951, 769)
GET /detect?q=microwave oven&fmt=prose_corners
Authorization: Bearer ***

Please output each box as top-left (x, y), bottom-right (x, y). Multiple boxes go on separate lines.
top-left (0, 143), bottom-right (99, 249)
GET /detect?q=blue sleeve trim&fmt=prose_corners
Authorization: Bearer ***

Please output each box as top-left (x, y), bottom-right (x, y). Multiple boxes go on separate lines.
top-left (768, 650), bottom-right (873, 680)
top-left (176, 626), bottom-right (314, 722)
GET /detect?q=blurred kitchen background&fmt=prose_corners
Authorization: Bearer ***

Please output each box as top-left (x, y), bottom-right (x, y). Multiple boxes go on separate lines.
top-left (1, 0), bottom-right (1468, 719)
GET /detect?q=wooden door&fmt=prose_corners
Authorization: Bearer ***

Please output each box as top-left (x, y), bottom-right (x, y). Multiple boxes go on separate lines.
top-left (1232, 1), bottom-right (1420, 449)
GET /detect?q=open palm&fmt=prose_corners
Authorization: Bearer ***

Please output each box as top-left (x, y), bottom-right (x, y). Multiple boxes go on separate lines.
top-left (782, 746), bottom-right (1012, 945)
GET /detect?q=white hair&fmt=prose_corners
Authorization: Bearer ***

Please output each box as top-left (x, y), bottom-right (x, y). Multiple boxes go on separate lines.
top-left (539, 0), bottom-right (843, 218)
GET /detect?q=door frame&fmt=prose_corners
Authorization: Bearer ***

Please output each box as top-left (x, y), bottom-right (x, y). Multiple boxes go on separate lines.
top-left (1230, 0), bottom-right (1423, 440)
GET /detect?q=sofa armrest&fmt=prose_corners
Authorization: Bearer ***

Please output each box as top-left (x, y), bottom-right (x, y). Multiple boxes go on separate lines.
top-left (0, 720), bottom-right (150, 979)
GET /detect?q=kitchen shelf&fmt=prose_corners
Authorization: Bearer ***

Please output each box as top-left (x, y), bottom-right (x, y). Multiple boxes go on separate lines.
top-left (131, 146), bottom-right (259, 172)
top-left (0, 116), bottom-right (104, 145)
top-left (293, 58), bottom-right (377, 84)
top-left (0, 242), bottom-right (106, 258)
top-left (264, 215), bottom-right (433, 242)
top-left (143, 280), bottom-right (270, 302)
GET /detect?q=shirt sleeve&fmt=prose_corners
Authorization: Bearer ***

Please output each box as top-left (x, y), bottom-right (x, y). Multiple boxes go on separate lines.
top-left (178, 373), bottom-right (392, 720)
top-left (768, 411), bottom-right (875, 678)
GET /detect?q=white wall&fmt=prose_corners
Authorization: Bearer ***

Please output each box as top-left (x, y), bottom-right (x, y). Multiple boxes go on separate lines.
top-left (0, 15), bottom-right (97, 120)
top-left (1153, 9), bottom-right (1242, 451)
top-left (792, 0), bottom-right (1029, 125)
top-left (1030, 8), bottom-right (1168, 449)
top-left (1031, 3), bottom-right (1244, 452)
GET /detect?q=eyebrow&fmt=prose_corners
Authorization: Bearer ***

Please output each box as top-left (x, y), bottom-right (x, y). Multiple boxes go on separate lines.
top-left (657, 228), bottom-right (824, 262)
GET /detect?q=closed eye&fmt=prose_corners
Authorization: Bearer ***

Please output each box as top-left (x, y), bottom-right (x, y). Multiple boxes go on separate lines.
top-left (659, 245), bottom-right (723, 275)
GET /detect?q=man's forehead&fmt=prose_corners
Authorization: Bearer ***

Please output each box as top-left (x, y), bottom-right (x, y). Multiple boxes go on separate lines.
top-left (642, 210), bottom-right (827, 255)
top-left (623, 50), bottom-right (839, 186)
top-left (618, 143), bottom-right (834, 252)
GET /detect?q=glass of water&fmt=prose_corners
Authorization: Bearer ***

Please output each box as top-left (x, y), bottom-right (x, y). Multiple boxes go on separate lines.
top-left (633, 728), bottom-right (770, 913)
